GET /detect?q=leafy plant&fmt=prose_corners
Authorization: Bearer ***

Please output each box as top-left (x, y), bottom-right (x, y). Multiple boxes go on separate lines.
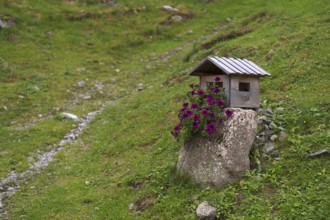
top-left (171, 76), bottom-right (233, 141)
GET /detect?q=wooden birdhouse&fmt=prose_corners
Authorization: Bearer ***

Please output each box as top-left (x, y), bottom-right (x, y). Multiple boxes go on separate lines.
top-left (189, 56), bottom-right (270, 108)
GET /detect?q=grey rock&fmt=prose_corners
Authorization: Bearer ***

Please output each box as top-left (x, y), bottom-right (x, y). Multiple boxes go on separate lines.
top-left (196, 201), bottom-right (217, 220)
top-left (258, 115), bottom-right (271, 124)
top-left (265, 129), bottom-right (275, 137)
top-left (128, 203), bottom-right (134, 210)
top-left (137, 83), bottom-right (144, 91)
top-left (76, 67), bottom-right (86, 72)
top-left (61, 112), bottom-right (80, 122)
top-left (270, 134), bottom-right (278, 142)
top-left (269, 122), bottom-right (277, 129)
top-left (278, 131), bottom-right (287, 141)
top-left (275, 107), bottom-right (284, 113)
top-left (264, 108), bottom-right (274, 116)
top-left (31, 85), bottom-right (40, 91)
top-left (162, 5), bottom-right (179, 13)
top-left (177, 108), bottom-right (258, 188)
top-left (145, 64), bottom-right (153, 70)
top-left (270, 150), bottom-right (280, 158)
top-left (105, 1), bottom-right (116, 7)
top-left (308, 149), bottom-right (329, 157)
top-left (0, 19), bottom-right (15, 28)
top-left (83, 96), bottom-right (92, 100)
top-left (171, 15), bottom-right (183, 22)
top-left (77, 81), bottom-right (86, 87)
top-left (264, 142), bottom-right (275, 154)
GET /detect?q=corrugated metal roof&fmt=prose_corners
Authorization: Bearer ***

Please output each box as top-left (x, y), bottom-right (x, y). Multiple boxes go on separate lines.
top-left (189, 56), bottom-right (271, 76)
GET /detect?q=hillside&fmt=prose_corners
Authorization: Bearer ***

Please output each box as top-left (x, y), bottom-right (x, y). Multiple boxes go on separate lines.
top-left (0, 0), bottom-right (329, 219)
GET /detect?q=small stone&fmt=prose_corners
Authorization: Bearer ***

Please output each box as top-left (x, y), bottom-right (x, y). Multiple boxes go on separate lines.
top-left (162, 5), bottom-right (179, 12)
top-left (269, 122), bottom-right (277, 129)
top-left (308, 149), bottom-right (329, 157)
top-left (270, 134), bottom-right (278, 142)
top-left (270, 150), bottom-right (280, 158)
top-left (106, 1), bottom-right (116, 7)
top-left (274, 157), bottom-right (281, 161)
top-left (278, 131), bottom-right (287, 141)
top-left (31, 85), bottom-right (40, 91)
top-left (265, 129), bottom-right (275, 137)
top-left (18, 95), bottom-right (25, 99)
top-left (61, 112), bottom-right (80, 122)
top-left (145, 64), bottom-right (153, 70)
top-left (171, 15), bottom-right (182, 22)
top-left (115, 69), bottom-right (120, 73)
top-left (128, 203), bottom-right (134, 210)
top-left (76, 67), bottom-right (86, 72)
top-left (264, 142), bottom-right (275, 154)
top-left (137, 83), bottom-right (144, 91)
top-left (258, 115), bottom-right (271, 124)
top-left (196, 201), bottom-right (217, 220)
top-left (83, 96), bottom-right (92, 100)
top-left (275, 107), bottom-right (284, 113)
top-left (77, 81), bottom-right (86, 87)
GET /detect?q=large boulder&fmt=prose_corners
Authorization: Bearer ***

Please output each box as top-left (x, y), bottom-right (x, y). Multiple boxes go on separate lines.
top-left (177, 108), bottom-right (258, 188)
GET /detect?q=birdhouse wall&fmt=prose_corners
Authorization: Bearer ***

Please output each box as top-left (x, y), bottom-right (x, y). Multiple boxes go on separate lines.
top-left (200, 75), bottom-right (230, 104)
top-left (229, 76), bottom-right (260, 108)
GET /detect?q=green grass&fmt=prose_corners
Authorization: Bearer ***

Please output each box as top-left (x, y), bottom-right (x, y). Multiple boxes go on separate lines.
top-left (1, 0), bottom-right (330, 219)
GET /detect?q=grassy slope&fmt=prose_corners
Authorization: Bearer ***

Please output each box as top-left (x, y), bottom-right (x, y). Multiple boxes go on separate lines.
top-left (1, 0), bottom-right (329, 219)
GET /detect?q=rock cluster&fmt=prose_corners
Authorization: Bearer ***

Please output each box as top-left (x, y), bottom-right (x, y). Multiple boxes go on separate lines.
top-left (254, 107), bottom-right (287, 162)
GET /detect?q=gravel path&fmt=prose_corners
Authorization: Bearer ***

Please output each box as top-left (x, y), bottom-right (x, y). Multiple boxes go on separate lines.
top-left (0, 101), bottom-right (116, 217)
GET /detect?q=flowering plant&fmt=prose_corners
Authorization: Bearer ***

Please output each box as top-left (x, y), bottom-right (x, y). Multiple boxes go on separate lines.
top-left (172, 76), bottom-right (233, 141)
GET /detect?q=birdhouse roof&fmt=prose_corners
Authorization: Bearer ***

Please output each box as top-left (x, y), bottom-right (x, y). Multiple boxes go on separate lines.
top-left (189, 56), bottom-right (271, 76)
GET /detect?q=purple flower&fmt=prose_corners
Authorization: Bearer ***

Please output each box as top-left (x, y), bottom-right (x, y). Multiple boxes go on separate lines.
top-left (193, 121), bottom-right (199, 129)
top-left (191, 103), bottom-right (199, 109)
top-left (180, 107), bottom-right (186, 112)
top-left (186, 110), bottom-right (193, 117)
top-left (212, 87), bottom-right (221, 94)
top-left (197, 90), bottom-right (204, 96)
top-left (209, 111), bottom-right (215, 118)
top-left (201, 109), bottom-right (208, 115)
top-left (216, 99), bottom-right (224, 107)
top-left (218, 118), bottom-right (223, 123)
top-left (206, 122), bottom-right (216, 134)
top-left (182, 113), bottom-right (188, 119)
top-left (225, 109), bottom-right (234, 117)
top-left (191, 90), bottom-right (196, 95)
top-left (182, 102), bottom-right (189, 108)
top-left (189, 83), bottom-right (195, 88)
top-left (206, 96), bottom-right (214, 105)
top-left (174, 123), bottom-right (182, 131)
top-left (215, 76), bottom-right (221, 82)
top-left (194, 114), bottom-right (200, 121)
